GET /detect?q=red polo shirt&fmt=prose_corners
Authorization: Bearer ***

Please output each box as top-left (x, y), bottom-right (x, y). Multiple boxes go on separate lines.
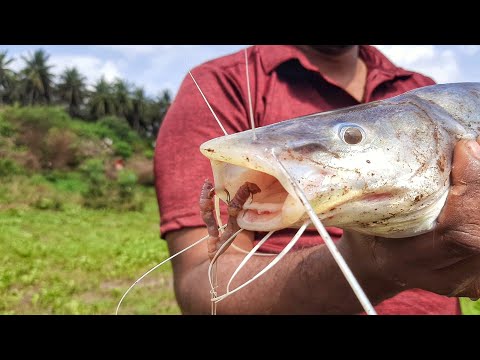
top-left (154, 45), bottom-right (461, 315)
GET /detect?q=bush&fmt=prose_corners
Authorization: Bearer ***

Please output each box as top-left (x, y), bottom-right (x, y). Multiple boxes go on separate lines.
top-left (114, 169), bottom-right (143, 211)
top-left (3, 106), bottom-right (69, 131)
top-left (32, 196), bottom-right (63, 211)
top-left (80, 158), bottom-right (107, 189)
top-left (16, 127), bottom-right (80, 170)
top-left (113, 141), bottom-right (133, 159)
top-left (0, 115), bottom-right (15, 137)
top-left (125, 155), bottom-right (154, 186)
top-left (78, 159), bottom-right (144, 211)
top-left (97, 116), bottom-right (139, 143)
top-left (43, 128), bottom-right (80, 169)
top-left (11, 151), bottom-right (41, 173)
top-left (0, 159), bottom-right (25, 177)
top-left (43, 171), bottom-right (87, 193)
top-left (79, 158), bottom-right (108, 205)
top-left (117, 169), bottom-right (137, 199)
top-left (143, 148), bottom-right (154, 159)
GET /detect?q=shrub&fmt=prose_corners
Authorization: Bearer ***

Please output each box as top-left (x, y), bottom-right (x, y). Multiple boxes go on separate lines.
top-left (0, 159), bottom-right (25, 177)
top-left (97, 116), bottom-right (138, 143)
top-left (79, 158), bottom-right (108, 206)
top-left (143, 148), bottom-right (154, 159)
top-left (0, 115), bottom-right (15, 137)
top-left (114, 169), bottom-right (143, 211)
top-left (116, 169), bottom-right (137, 199)
top-left (43, 171), bottom-right (87, 193)
top-left (32, 196), bottom-right (64, 211)
top-left (80, 158), bottom-right (107, 188)
top-left (125, 155), bottom-right (154, 186)
top-left (113, 141), bottom-right (133, 159)
top-left (3, 106), bottom-right (69, 131)
top-left (43, 128), bottom-right (80, 169)
top-left (16, 127), bottom-right (80, 170)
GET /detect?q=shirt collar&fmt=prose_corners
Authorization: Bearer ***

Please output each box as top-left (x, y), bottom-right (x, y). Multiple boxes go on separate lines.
top-left (257, 45), bottom-right (414, 81)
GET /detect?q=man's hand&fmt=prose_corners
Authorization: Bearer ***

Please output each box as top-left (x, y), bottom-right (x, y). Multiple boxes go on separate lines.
top-left (342, 137), bottom-right (480, 299)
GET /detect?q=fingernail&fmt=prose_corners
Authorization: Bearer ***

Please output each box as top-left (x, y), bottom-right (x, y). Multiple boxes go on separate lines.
top-left (466, 140), bottom-right (480, 159)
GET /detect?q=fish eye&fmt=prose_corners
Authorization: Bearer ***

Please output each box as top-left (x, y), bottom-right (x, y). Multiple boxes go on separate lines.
top-left (339, 125), bottom-right (365, 145)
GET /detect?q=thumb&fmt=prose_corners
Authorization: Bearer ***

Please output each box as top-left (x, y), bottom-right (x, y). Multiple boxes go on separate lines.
top-left (437, 136), bottom-right (480, 230)
top-left (450, 136), bottom-right (480, 187)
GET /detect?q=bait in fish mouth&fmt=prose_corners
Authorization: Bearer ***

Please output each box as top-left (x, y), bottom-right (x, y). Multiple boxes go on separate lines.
top-left (200, 179), bottom-right (260, 260)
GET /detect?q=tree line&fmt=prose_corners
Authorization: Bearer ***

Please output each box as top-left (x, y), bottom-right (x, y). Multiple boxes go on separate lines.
top-left (0, 49), bottom-right (171, 139)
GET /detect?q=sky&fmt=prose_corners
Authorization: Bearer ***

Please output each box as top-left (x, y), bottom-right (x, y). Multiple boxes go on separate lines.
top-left (2, 45), bottom-right (480, 99)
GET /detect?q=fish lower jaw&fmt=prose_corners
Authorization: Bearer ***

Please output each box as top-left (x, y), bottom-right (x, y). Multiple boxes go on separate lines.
top-left (237, 209), bottom-right (285, 231)
top-left (237, 194), bottom-right (306, 231)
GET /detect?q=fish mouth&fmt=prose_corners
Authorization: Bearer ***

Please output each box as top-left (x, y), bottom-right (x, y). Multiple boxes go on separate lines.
top-left (208, 160), bottom-right (308, 231)
top-left (200, 132), bottom-right (341, 232)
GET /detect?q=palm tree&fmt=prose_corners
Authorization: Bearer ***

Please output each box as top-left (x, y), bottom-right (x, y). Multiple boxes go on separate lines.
top-left (144, 89), bottom-right (172, 138)
top-left (158, 89), bottom-right (172, 120)
top-left (20, 49), bottom-right (54, 105)
top-left (130, 87), bottom-right (146, 131)
top-left (112, 79), bottom-right (132, 118)
top-left (57, 67), bottom-right (87, 118)
top-left (0, 51), bottom-right (16, 105)
top-left (89, 77), bottom-right (115, 119)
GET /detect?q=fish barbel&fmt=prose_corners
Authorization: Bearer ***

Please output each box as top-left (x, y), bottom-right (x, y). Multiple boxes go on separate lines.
top-left (200, 82), bottom-right (480, 238)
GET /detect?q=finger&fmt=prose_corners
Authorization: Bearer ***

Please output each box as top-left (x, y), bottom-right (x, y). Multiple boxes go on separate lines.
top-left (435, 254), bottom-right (480, 298)
top-left (436, 136), bottom-right (480, 241)
top-left (450, 137), bottom-right (480, 187)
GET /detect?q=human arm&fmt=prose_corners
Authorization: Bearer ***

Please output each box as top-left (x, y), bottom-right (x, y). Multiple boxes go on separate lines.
top-left (166, 227), bottom-right (399, 315)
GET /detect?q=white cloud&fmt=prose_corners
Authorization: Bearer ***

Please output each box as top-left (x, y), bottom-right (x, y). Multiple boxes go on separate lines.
top-left (7, 51), bottom-right (124, 87)
top-left (374, 45), bottom-right (460, 84)
top-left (459, 45), bottom-right (480, 56)
top-left (112, 45), bottom-right (246, 95)
top-left (97, 45), bottom-right (198, 59)
top-left (50, 55), bottom-right (123, 83)
top-left (8, 52), bottom-right (28, 73)
top-left (374, 45), bottom-right (435, 65)
top-left (98, 45), bottom-right (160, 56)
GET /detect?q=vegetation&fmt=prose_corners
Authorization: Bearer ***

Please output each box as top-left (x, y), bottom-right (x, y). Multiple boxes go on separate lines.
top-left (0, 177), bottom-right (179, 314)
top-left (0, 46), bottom-right (176, 313)
top-left (0, 49), bottom-right (171, 140)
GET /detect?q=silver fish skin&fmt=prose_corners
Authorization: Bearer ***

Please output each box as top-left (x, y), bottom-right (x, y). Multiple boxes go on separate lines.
top-left (200, 83), bottom-right (480, 238)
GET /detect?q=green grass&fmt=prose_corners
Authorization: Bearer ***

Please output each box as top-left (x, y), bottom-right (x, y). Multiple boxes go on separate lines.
top-left (1, 175), bottom-right (479, 315)
top-left (0, 185), bottom-right (180, 315)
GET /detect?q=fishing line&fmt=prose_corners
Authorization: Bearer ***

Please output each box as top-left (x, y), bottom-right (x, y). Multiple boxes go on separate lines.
top-left (271, 149), bottom-right (377, 315)
top-left (244, 48), bottom-right (257, 141)
top-left (115, 224), bottom-right (227, 315)
top-left (189, 71), bottom-right (228, 136)
top-left (227, 231), bottom-right (276, 292)
top-left (212, 222), bottom-right (309, 303)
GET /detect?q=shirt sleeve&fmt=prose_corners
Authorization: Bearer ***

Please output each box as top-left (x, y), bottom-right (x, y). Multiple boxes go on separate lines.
top-left (154, 64), bottom-right (251, 238)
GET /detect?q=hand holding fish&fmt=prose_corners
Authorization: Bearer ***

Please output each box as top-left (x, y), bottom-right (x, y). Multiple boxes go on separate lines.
top-left (341, 137), bottom-right (480, 300)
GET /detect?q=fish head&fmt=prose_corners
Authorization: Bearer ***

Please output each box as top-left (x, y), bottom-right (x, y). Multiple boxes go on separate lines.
top-left (200, 95), bottom-right (454, 237)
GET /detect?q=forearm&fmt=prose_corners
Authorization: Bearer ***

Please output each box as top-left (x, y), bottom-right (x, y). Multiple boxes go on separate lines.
top-left (175, 241), bottom-right (400, 315)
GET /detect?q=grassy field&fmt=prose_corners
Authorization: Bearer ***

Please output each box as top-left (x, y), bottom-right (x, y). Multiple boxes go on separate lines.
top-left (0, 180), bottom-right (181, 315)
top-left (1, 176), bottom-right (479, 315)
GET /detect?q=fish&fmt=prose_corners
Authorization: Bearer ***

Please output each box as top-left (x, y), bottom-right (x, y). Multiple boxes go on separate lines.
top-left (199, 82), bottom-right (480, 238)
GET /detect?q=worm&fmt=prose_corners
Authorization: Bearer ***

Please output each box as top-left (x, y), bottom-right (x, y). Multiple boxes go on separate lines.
top-left (200, 179), bottom-right (260, 260)
top-left (199, 179), bottom-right (220, 259)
